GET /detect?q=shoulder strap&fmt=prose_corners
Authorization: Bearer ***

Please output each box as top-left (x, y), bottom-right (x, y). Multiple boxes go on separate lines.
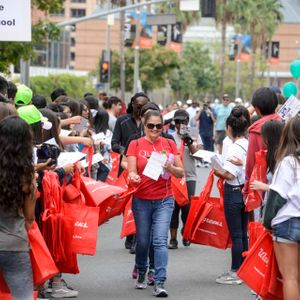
top-left (234, 141), bottom-right (247, 153)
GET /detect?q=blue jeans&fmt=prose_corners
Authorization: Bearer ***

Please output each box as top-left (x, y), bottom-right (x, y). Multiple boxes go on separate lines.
top-left (273, 217), bottom-right (300, 244)
top-left (224, 183), bottom-right (249, 271)
top-left (0, 251), bottom-right (33, 300)
top-left (132, 196), bottom-right (174, 284)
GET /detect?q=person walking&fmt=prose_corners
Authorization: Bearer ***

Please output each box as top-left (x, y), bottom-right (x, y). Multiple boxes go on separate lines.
top-left (215, 94), bottom-right (234, 154)
top-left (127, 110), bottom-right (184, 297)
top-left (199, 103), bottom-right (215, 152)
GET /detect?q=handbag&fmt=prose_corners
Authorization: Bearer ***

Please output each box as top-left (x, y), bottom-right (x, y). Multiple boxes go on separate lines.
top-left (237, 231), bottom-right (273, 295)
top-left (28, 222), bottom-right (59, 285)
top-left (120, 196), bottom-right (136, 239)
top-left (62, 203), bottom-right (99, 255)
top-left (171, 176), bottom-right (189, 206)
top-left (105, 152), bottom-right (121, 185)
top-left (263, 189), bottom-right (287, 230)
top-left (183, 170), bottom-right (215, 241)
top-left (245, 150), bottom-right (267, 212)
top-left (248, 221), bottom-right (265, 249)
top-left (63, 168), bottom-right (85, 205)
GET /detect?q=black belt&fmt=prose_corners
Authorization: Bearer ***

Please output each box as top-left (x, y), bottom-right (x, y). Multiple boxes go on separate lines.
top-left (225, 182), bottom-right (244, 191)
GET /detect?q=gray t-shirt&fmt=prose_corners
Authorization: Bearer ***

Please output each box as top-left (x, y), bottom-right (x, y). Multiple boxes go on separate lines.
top-left (0, 207), bottom-right (29, 251)
top-left (108, 114), bottom-right (117, 132)
top-left (172, 132), bottom-right (202, 182)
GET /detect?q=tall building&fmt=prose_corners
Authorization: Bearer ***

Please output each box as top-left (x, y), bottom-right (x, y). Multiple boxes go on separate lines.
top-left (32, 0), bottom-right (120, 71)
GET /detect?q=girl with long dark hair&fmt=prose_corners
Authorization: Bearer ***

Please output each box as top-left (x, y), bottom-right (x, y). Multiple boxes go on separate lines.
top-left (0, 116), bottom-right (36, 300)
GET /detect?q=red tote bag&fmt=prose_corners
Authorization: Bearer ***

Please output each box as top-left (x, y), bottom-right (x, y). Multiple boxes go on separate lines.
top-left (171, 176), bottom-right (189, 206)
top-left (63, 203), bottom-right (100, 255)
top-left (248, 221), bottom-right (265, 249)
top-left (245, 150), bottom-right (267, 212)
top-left (106, 152), bottom-right (120, 185)
top-left (183, 170), bottom-right (215, 241)
top-left (28, 222), bottom-right (59, 285)
top-left (63, 169), bottom-right (85, 205)
top-left (237, 231), bottom-right (273, 296)
top-left (80, 176), bottom-right (126, 207)
top-left (120, 196), bottom-right (136, 238)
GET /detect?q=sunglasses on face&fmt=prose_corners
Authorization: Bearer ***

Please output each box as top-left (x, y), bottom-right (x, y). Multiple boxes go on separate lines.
top-left (223, 98), bottom-right (230, 102)
top-left (175, 119), bottom-right (188, 125)
top-left (146, 123), bottom-right (163, 130)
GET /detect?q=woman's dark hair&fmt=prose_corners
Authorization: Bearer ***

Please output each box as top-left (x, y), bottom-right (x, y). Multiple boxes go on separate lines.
top-left (7, 81), bottom-right (17, 100)
top-left (276, 115), bottom-right (300, 163)
top-left (251, 87), bottom-right (278, 116)
top-left (140, 102), bottom-right (160, 117)
top-left (94, 108), bottom-right (109, 134)
top-left (61, 98), bottom-right (81, 116)
top-left (144, 110), bottom-right (163, 124)
top-left (31, 122), bottom-right (43, 145)
top-left (226, 106), bottom-right (250, 138)
top-left (40, 108), bottom-right (64, 150)
top-left (85, 95), bottom-right (99, 110)
top-left (81, 100), bottom-right (93, 127)
top-left (0, 103), bottom-right (16, 121)
top-left (261, 120), bottom-right (284, 174)
top-left (107, 96), bottom-right (122, 109)
top-left (50, 88), bottom-right (67, 102)
top-left (32, 95), bottom-right (47, 109)
top-left (231, 105), bottom-right (251, 127)
top-left (0, 116), bottom-right (34, 210)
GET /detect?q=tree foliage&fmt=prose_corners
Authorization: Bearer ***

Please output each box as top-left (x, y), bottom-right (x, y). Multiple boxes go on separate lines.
top-left (0, 0), bottom-right (64, 73)
top-left (111, 45), bottom-right (179, 92)
top-left (30, 74), bottom-right (97, 101)
top-left (169, 42), bottom-right (220, 99)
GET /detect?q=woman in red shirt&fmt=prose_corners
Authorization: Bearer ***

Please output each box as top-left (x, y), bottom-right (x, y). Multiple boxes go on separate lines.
top-left (127, 110), bottom-right (184, 297)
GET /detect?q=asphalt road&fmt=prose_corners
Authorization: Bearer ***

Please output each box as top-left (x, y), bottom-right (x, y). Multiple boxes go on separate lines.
top-left (64, 166), bottom-right (255, 300)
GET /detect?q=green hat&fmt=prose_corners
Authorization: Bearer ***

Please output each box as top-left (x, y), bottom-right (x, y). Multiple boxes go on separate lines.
top-left (17, 105), bottom-right (42, 125)
top-left (15, 84), bottom-right (33, 106)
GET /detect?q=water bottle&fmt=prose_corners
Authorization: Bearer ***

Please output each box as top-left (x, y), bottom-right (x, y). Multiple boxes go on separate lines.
top-left (161, 151), bottom-right (175, 180)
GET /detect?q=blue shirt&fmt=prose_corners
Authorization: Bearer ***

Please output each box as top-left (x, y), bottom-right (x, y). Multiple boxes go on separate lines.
top-left (215, 104), bottom-right (234, 131)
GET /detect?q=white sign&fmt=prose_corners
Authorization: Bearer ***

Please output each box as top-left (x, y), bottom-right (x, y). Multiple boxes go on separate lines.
top-left (277, 95), bottom-right (300, 121)
top-left (81, 153), bottom-right (104, 168)
top-left (57, 152), bottom-right (86, 167)
top-left (142, 152), bottom-right (167, 181)
top-left (0, 0), bottom-right (32, 41)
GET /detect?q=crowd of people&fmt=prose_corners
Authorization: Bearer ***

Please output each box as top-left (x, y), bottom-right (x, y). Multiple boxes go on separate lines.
top-left (0, 73), bottom-right (299, 300)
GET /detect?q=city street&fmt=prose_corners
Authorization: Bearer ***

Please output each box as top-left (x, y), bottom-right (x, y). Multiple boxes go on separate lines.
top-left (64, 167), bottom-right (254, 300)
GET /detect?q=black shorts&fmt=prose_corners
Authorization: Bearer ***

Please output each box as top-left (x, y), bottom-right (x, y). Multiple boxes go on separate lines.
top-left (215, 130), bottom-right (226, 145)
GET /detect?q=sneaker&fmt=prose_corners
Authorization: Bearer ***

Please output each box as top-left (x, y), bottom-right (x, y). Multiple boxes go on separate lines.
top-left (153, 282), bottom-right (168, 297)
top-left (129, 242), bottom-right (136, 254)
top-left (51, 282), bottom-right (79, 298)
top-left (45, 280), bottom-right (52, 293)
top-left (168, 239), bottom-right (178, 249)
top-left (147, 269), bottom-right (155, 286)
top-left (215, 271), bottom-right (242, 285)
top-left (182, 239), bottom-right (191, 247)
top-left (37, 290), bottom-right (49, 300)
top-left (135, 273), bottom-right (147, 289)
top-left (132, 265), bottom-right (138, 279)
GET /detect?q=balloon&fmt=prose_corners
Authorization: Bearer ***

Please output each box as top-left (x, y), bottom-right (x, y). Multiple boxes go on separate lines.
top-left (290, 60), bottom-right (300, 78)
top-left (283, 82), bottom-right (297, 98)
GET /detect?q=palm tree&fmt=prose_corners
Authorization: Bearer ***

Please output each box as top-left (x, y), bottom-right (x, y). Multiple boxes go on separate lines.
top-left (237, 0), bottom-right (282, 95)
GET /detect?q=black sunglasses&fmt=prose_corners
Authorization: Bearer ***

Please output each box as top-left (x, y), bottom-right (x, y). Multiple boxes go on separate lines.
top-left (175, 119), bottom-right (188, 125)
top-left (146, 123), bottom-right (163, 130)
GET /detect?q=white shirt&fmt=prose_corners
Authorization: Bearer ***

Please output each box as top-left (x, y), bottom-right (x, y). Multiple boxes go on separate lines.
top-left (221, 136), bottom-right (232, 163)
top-left (222, 138), bottom-right (248, 186)
top-left (186, 106), bottom-right (197, 124)
top-left (271, 156), bottom-right (300, 226)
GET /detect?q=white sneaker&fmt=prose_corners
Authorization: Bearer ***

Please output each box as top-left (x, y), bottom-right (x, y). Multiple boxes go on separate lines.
top-left (215, 271), bottom-right (242, 285)
top-left (51, 281), bottom-right (79, 298)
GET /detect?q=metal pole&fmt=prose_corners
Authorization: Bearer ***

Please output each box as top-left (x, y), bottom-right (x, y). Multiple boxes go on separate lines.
top-left (133, 10), bottom-right (141, 94)
top-left (20, 59), bottom-right (30, 86)
top-left (57, 0), bottom-right (167, 27)
top-left (235, 35), bottom-right (241, 99)
top-left (166, 24), bottom-right (172, 44)
top-left (120, 8), bottom-right (126, 102)
top-left (267, 40), bottom-right (272, 86)
top-left (105, 8), bottom-right (112, 93)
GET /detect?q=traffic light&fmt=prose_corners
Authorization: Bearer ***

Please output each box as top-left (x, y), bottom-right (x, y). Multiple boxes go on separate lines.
top-left (100, 60), bottom-right (109, 83)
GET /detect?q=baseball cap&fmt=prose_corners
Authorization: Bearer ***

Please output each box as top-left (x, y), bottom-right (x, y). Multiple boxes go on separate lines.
top-left (186, 99), bottom-right (192, 105)
top-left (174, 109), bottom-right (189, 121)
top-left (223, 93), bottom-right (230, 99)
top-left (17, 105), bottom-right (52, 130)
top-left (15, 85), bottom-right (33, 106)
